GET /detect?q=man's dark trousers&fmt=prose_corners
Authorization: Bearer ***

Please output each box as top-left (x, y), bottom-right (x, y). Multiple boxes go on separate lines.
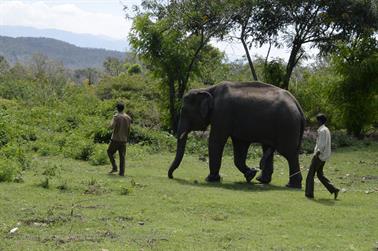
top-left (305, 155), bottom-right (338, 197)
top-left (107, 140), bottom-right (126, 176)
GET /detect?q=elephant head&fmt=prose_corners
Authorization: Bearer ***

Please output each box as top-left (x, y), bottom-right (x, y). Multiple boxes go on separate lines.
top-left (168, 90), bottom-right (214, 178)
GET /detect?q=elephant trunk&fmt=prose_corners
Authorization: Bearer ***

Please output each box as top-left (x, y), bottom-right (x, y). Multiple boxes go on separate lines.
top-left (168, 122), bottom-right (189, 179)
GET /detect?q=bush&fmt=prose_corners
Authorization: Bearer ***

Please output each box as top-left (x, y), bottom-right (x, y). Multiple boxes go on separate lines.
top-left (90, 144), bottom-right (109, 166)
top-left (0, 144), bottom-right (31, 170)
top-left (0, 109), bottom-right (10, 147)
top-left (32, 141), bottom-right (60, 156)
top-left (64, 135), bottom-right (95, 161)
top-left (0, 159), bottom-right (19, 182)
top-left (129, 126), bottom-right (175, 152)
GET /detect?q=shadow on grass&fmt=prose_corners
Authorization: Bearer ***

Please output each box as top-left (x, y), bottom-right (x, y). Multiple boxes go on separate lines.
top-left (172, 178), bottom-right (301, 193)
top-left (308, 198), bottom-right (336, 206)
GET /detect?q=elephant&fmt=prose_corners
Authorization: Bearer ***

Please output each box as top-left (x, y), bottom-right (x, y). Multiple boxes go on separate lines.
top-left (168, 81), bottom-right (305, 188)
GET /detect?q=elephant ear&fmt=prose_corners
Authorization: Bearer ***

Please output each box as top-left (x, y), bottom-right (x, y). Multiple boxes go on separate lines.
top-left (199, 91), bottom-right (214, 119)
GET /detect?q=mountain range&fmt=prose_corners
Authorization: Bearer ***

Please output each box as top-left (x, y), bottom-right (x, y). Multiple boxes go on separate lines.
top-left (0, 26), bottom-right (129, 52)
top-left (0, 26), bottom-right (130, 69)
top-left (0, 36), bottom-right (128, 69)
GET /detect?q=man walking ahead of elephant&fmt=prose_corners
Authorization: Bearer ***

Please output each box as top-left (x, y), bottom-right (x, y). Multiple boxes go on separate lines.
top-left (107, 102), bottom-right (131, 176)
top-left (305, 114), bottom-right (339, 199)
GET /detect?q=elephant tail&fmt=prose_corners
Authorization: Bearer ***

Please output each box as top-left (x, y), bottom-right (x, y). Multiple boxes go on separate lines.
top-left (295, 99), bottom-right (306, 154)
top-left (285, 90), bottom-right (306, 153)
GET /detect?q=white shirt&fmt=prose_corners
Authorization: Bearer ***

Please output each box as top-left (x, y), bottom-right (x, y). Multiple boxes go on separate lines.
top-left (314, 124), bottom-right (331, 161)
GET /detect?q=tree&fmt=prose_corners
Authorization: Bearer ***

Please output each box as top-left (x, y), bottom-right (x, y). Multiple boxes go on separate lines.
top-left (276, 0), bottom-right (378, 89)
top-left (262, 58), bottom-right (286, 87)
top-left (227, 0), bottom-right (285, 81)
top-left (129, 0), bottom-right (231, 133)
top-left (128, 64), bottom-right (142, 75)
top-left (0, 56), bottom-right (10, 75)
top-left (225, 0), bottom-right (378, 89)
top-left (103, 57), bottom-right (125, 77)
top-left (74, 68), bottom-right (100, 85)
top-left (331, 35), bottom-right (378, 137)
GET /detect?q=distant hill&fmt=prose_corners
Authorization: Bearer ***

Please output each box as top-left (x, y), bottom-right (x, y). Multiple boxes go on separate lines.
top-left (0, 25), bottom-right (129, 52)
top-left (0, 36), bottom-right (127, 69)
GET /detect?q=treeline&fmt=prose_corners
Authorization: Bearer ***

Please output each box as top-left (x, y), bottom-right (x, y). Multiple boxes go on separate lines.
top-left (1, 0), bottom-right (377, 182)
top-left (128, 0), bottom-right (378, 134)
top-left (0, 44), bottom-right (376, 182)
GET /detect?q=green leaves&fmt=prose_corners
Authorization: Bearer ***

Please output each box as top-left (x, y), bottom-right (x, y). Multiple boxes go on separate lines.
top-left (331, 35), bottom-right (378, 137)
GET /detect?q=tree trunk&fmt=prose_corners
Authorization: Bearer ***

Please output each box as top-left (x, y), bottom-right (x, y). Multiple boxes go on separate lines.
top-left (168, 79), bottom-right (178, 134)
top-left (241, 37), bottom-right (258, 81)
top-left (283, 44), bottom-right (302, 90)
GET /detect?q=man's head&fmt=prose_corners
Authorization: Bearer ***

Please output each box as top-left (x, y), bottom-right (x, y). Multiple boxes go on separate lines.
top-left (316, 113), bottom-right (327, 125)
top-left (116, 102), bottom-right (125, 112)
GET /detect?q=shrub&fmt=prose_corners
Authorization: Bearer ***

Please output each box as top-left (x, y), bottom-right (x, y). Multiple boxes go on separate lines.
top-left (93, 127), bottom-right (112, 144)
top-left (90, 144), bottom-right (109, 166)
top-left (38, 177), bottom-right (49, 189)
top-left (128, 64), bottom-right (142, 75)
top-left (32, 141), bottom-right (60, 156)
top-left (64, 135), bottom-right (95, 161)
top-left (0, 144), bottom-right (31, 170)
top-left (0, 159), bottom-right (19, 182)
top-left (0, 109), bottom-right (10, 147)
top-left (332, 131), bottom-right (356, 148)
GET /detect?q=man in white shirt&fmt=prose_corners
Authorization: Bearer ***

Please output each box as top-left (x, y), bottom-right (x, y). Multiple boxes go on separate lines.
top-left (305, 114), bottom-right (339, 199)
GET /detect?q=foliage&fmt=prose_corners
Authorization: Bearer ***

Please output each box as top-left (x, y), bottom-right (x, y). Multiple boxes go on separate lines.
top-left (103, 57), bottom-right (127, 77)
top-left (331, 35), bottom-right (378, 137)
top-left (290, 63), bottom-right (340, 125)
top-left (0, 55), bottom-right (10, 74)
top-left (129, 1), bottom-right (229, 132)
top-left (64, 134), bottom-right (95, 161)
top-left (0, 158), bottom-right (19, 182)
top-left (262, 59), bottom-right (286, 87)
top-left (128, 64), bottom-right (142, 75)
top-left (89, 144), bottom-right (110, 166)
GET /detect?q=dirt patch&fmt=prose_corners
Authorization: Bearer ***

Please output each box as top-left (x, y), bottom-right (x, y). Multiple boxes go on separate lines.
top-left (40, 230), bottom-right (119, 245)
top-left (23, 215), bottom-right (70, 226)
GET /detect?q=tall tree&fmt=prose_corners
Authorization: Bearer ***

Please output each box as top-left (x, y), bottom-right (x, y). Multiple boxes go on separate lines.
top-left (0, 56), bottom-right (10, 75)
top-left (226, 0), bottom-right (377, 89)
top-left (227, 0), bottom-right (285, 81)
top-left (331, 35), bottom-right (378, 137)
top-left (276, 0), bottom-right (378, 89)
top-left (129, 0), bottom-right (230, 133)
top-left (103, 57), bottom-right (125, 77)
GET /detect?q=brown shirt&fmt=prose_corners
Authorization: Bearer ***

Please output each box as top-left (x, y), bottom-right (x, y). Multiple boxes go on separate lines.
top-left (110, 113), bottom-right (131, 142)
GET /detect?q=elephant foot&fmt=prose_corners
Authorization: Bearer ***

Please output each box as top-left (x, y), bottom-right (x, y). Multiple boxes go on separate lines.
top-left (244, 168), bottom-right (258, 183)
top-left (285, 183), bottom-right (302, 189)
top-left (256, 175), bottom-right (271, 184)
top-left (205, 174), bottom-right (221, 182)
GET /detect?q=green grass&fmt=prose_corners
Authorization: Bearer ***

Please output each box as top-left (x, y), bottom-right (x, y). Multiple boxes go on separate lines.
top-left (0, 144), bottom-right (377, 250)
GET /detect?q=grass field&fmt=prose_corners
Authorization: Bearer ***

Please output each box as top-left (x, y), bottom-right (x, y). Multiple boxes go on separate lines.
top-left (0, 143), bottom-right (377, 250)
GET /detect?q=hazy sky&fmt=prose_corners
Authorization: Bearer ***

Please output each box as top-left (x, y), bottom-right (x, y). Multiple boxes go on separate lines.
top-left (0, 0), bottom-right (315, 61)
top-left (0, 0), bottom-right (138, 39)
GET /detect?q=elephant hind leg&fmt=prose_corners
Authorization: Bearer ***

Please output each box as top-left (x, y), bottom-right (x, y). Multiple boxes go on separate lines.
top-left (285, 155), bottom-right (302, 189)
top-left (232, 138), bottom-right (258, 183)
top-left (206, 134), bottom-right (228, 182)
top-left (256, 145), bottom-right (274, 184)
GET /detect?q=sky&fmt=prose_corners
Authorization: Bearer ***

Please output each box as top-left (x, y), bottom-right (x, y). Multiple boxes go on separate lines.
top-left (0, 0), bottom-right (315, 61)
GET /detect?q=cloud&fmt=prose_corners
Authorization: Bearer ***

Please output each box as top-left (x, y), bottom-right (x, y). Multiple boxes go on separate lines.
top-left (0, 1), bottom-right (131, 39)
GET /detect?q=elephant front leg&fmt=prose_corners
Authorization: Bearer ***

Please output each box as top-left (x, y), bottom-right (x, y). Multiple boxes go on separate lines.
top-left (232, 138), bottom-right (258, 183)
top-left (256, 145), bottom-right (274, 184)
top-left (206, 134), bottom-right (228, 182)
